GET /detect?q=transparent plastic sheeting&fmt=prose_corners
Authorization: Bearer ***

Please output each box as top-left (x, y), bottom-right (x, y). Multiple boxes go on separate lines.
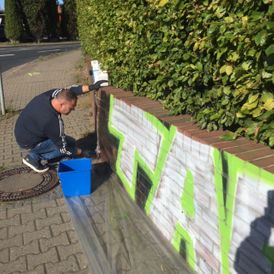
top-left (65, 174), bottom-right (192, 274)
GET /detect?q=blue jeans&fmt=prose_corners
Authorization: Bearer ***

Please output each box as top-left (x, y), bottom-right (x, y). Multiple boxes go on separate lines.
top-left (28, 136), bottom-right (77, 162)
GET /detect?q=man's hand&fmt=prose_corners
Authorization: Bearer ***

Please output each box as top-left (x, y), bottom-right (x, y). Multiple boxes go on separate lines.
top-left (89, 80), bottom-right (108, 91)
top-left (75, 148), bottom-right (82, 156)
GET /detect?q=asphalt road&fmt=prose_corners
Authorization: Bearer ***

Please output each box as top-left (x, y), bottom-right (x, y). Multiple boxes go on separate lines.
top-left (0, 42), bottom-right (80, 73)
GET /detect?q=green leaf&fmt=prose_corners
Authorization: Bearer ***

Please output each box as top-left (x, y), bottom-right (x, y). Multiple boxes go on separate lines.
top-left (248, 94), bottom-right (259, 103)
top-left (241, 16), bottom-right (248, 27)
top-left (196, 62), bottom-right (203, 72)
top-left (247, 49), bottom-right (256, 57)
top-left (252, 107), bottom-right (263, 118)
top-left (226, 65), bottom-right (233, 76)
top-left (258, 110), bottom-right (274, 120)
top-left (268, 2), bottom-right (274, 14)
top-left (168, 80), bottom-right (174, 87)
top-left (221, 97), bottom-right (230, 105)
top-left (242, 61), bottom-right (252, 71)
top-left (222, 75), bottom-right (229, 85)
top-left (263, 98), bottom-right (274, 111)
top-left (254, 31), bottom-right (267, 46)
top-left (269, 137), bottom-right (274, 147)
top-left (236, 111), bottom-right (246, 118)
top-left (189, 64), bottom-right (196, 70)
top-left (220, 64), bottom-right (233, 75)
top-left (269, 121), bottom-right (274, 129)
top-left (158, 0), bottom-right (169, 7)
top-left (224, 16), bottom-right (234, 23)
top-left (193, 41), bottom-right (200, 51)
top-left (265, 45), bottom-right (274, 57)
top-left (223, 86), bottom-right (231, 95)
top-left (220, 131), bottom-right (237, 141)
top-left (216, 48), bottom-right (227, 61)
top-left (246, 122), bottom-right (258, 136)
top-left (183, 53), bottom-right (191, 60)
top-left (261, 92), bottom-right (274, 103)
top-left (220, 65), bottom-right (227, 74)
top-left (227, 52), bottom-right (240, 62)
top-left (215, 7), bottom-right (226, 18)
top-left (241, 100), bottom-right (259, 111)
top-left (262, 70), bottom-right (272, 79)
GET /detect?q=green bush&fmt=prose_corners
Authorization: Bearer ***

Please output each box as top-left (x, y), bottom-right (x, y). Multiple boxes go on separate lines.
top-left (20, 0), bottom-right (47, 42)
top-left (77, 0), bottom-right (274, 147)
top-left (63, 0), bottom-right (78, 40)
top-left (5, 0), bottom-right (23, 42)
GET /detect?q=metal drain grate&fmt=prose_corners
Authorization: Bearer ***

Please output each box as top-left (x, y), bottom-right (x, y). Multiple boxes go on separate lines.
top-left (0, 167), bottom-right (59, 201)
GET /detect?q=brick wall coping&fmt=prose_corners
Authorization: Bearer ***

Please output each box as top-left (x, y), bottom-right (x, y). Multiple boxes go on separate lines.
top-left (100, 86), bottom-right (274, 174)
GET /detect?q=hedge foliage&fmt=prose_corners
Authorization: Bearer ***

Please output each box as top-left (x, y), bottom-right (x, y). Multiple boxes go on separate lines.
top-left (5, 0), bottom-right (23, 42)
top-left (77, 0), bottom-right (274, 147)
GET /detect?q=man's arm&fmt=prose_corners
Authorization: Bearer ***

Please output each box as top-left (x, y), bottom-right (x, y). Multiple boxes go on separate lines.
top-left (81, 85), bottom-right (90, 93)
top-left (69, 80), bottom-right (108, 95)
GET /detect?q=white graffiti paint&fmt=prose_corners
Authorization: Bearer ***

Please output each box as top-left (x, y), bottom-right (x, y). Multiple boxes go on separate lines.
top-left (109, 96), bottom-right (274, 274)
top-left (149, 130), bottom-right (222, 273)
top-left (111, 98), bottom-right (163, 184)
top-left (230, 174), bottom-right (274, 274)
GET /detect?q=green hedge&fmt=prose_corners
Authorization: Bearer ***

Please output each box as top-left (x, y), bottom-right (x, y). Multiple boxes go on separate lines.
top-left (77, 0), bottom-right (274, 147)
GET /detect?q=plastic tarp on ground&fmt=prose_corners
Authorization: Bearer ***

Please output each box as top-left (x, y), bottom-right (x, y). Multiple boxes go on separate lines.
top-left (65, 165), bottom-right (192, 274)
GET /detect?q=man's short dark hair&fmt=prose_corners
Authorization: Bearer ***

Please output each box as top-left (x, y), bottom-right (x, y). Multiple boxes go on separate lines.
top-left (56, 88), bottom-right (77, 102)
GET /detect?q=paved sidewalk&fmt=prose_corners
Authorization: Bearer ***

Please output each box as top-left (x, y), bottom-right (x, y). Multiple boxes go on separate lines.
top-left (0, 50), bottom-right (93, 273)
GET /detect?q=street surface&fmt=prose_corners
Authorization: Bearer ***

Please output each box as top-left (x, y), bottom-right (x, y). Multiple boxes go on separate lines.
top-left (0, 42), bottom-right (80, 72)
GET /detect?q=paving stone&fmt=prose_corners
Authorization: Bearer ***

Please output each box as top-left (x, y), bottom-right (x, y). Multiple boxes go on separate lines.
top-left (61, 212), bottom-right (71, 222)
top-left (0, 227), bottom-right (8, 240)
top-left (40, 231), bottom-right (70, 253)
top-left (10, 240), bottom-right (39, 261)
top-left (2, 200), bottom-right (32, 211)
top-left (8, 221), bottom-right (35, 238)
top-left (0, 234), bottom-right (23, 249)
top-left (21, 208), bottom-right (47, 225)
top-left (0, 215), bottom-right (20, 229)
top-left (0, 256), bottom-right (27, 274)
top-left (27, 247), bottom-right (59, 271)
top-left (35, 214), bottom-right (63, 230)
top-left (67, 230), bottom-right (79, 244)
top-left (46, 204), bottom-right (68, 217)
top-left (7, 204), bottom-right (32, 218)
top-left (51, 221), bottom-right (75, 237)
top-left (57, 242), bottom-right (83, 261)
top-left (76, 253), bottom-right (89, 270)
top-left (73, 270), bottom-right (91, 274)
top-left (0, 248), bottom-right (9, 263)
top-left (45, 255), bottom-right (80, 274)
top-left (20, 265), bottom-right (45, 274)
top-left (23, 227), bottom-right (51, 245)
top-left (56, 197), bottom-right (66, 206)
top-left (0, 209), bottom-right (7, 220)
top-left (32, 200), bottom-right (57, 212)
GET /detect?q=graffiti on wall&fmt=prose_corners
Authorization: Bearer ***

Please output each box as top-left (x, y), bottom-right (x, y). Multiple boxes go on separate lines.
top-left (107, 95), bottom-right (274, 274)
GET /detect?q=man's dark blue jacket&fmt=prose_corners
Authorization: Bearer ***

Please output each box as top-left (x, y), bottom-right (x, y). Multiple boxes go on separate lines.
top-left (14, 85), bottom-right (83, 155)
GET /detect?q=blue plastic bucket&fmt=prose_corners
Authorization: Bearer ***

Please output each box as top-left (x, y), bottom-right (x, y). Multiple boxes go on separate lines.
top-left (58, 158), bottom-right (92, 197)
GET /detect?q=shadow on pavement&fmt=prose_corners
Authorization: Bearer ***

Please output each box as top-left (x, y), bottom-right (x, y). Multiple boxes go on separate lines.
top-left (76, 131), bottom-right (97, 153)
top-left (92, 162), bottom-right (112, 192)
